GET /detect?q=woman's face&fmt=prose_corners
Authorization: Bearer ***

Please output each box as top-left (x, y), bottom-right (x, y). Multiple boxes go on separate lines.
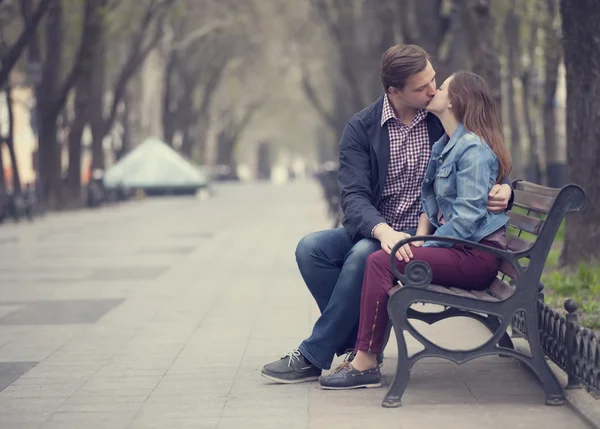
top-left (426, 76), bottom-right (453, 115)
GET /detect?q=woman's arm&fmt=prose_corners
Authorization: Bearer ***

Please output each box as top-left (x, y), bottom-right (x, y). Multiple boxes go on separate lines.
top-left (488, 182), bottom-right (513, 212)
top-left (423, 143), bottom-right (493, 248)
top-left (395, 212), bottom-right (433, 261)
top-left (413, 213), bottom-right (434, 245)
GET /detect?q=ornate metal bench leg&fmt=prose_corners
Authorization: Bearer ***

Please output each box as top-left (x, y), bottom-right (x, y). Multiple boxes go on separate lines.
top-left (498, 332), bottom-right (515, 351)
top-left (525, 308), bottom-right (565, 405)
top-left (382, 302), bottom-right (411, 408)
top-left (382, 320), bottom-right (392, 353)
top-left (484, 315), bottom-right (514, 356)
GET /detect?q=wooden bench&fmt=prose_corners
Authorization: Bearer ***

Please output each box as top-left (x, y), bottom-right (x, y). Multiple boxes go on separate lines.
top-left (384, 180), bottom-right (586, 408)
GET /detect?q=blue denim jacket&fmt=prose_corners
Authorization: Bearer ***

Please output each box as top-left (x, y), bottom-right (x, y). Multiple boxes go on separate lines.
top-left (421, 123), bottom-right (509, 248)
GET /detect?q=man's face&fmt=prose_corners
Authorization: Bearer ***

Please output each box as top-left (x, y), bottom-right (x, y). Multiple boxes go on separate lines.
top-left (389, 60), bottom-right (437, 110)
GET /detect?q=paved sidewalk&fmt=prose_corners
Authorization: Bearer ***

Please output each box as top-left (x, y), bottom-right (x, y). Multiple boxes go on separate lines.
top-left (0, 181), bottom-right (591, 429)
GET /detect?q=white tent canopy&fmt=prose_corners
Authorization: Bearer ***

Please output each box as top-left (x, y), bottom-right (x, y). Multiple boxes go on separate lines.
top-left (103, 138), bottom-right (209, 190)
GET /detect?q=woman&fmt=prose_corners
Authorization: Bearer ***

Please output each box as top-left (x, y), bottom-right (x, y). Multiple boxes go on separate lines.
top-left (319, 71), bottom-right (513, 389)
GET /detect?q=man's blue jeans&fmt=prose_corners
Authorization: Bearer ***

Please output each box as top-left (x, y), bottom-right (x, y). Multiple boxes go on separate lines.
top-left (295, 228), bottom-right (381, 370)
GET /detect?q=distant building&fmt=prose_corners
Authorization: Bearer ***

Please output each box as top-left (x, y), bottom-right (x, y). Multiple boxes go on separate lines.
top-left (0, 86), bottom-right (37, 187)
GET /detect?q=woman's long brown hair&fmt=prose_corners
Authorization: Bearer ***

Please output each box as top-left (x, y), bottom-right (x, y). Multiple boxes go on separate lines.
top-left (448, 71), bottom-right (512, 183)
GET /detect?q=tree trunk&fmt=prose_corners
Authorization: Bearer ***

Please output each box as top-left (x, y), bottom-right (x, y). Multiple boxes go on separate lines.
top-left (192, 70), bottom-right (225, 162)
top-left (543, 0), bottom-right (565, 187)
top-left (181, 125), bottom-right (192, 159)
top-left (3, 86), bottom-right (21, 193)
top-left (505, 5), bottom-right (525, 179)
top-left (215, 131), bottom-right (236, 172)
top-left (186, 115), bottom-right (208, 162)
top-left (521, 14), bottom-right (541, 184)
top-left (459, 0), bottom-right (502, 110)
top-left (22, 0), bottom-right (44, 191)
top-left (116, 88), bottom-right (132, 160)
top-left (449, 2), bottom-right (469, 72)
top-left (90, 127), bottom-right (105, 171)
top-left (36, 0), bottom-right (64, 209)
top-left (66, 82), bottom-right (88, 206)
top-left (212, 103), bottom-right (261, 172)
top-left (89, 29), bottom-right (106, 171)
top-left (368, 0), bottom-right (396, 98)
top-left (256, 141), bottom-right (271, 180)
top-left (559, 0), bottom-right (600, 266)
top-left (162, 49), bottom-right (177, 146)
top-left (175, 72), bottom-right (197, 157)
top-left (37, 112), bottom-right (62, 209)
top-left (398, 0), bottom-right (452, 80)
top-left (65, 0), bottom-right (103, 205)
top-left (521, 73), bottom-right (541, 183)
top-left (34, 0), bottom-right (99, 209)
top-left (0, 140), bottom-right (6, 207)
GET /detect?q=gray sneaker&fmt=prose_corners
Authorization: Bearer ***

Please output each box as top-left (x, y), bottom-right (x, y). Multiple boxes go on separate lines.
top-left (261, 349), bottom-right (322, 384)
top-left (319, 361), bottom-right (382, 390)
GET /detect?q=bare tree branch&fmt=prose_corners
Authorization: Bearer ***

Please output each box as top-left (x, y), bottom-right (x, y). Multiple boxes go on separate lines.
top-left (300, 67), bottom-right (338, 132)
top-left (52, 0), bottom-right (103, 117)
top-left (310, 0), bottom-right (366, 110)
top-left (233, 98), bottom-right (265, 135)
top-left (102, 0), bottom-right (175, 136)
top-left (0, 0), bottom-right (53, 87)
top-left (170, 20), bottom-right (231, 51)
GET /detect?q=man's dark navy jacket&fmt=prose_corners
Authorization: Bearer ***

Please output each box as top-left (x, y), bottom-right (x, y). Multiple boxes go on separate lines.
top-left (338, 96), bottom-right (445, 242)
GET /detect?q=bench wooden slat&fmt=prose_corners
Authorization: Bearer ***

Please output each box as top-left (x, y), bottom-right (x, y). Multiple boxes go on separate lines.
top-left (506, 235), bottom-right (532, 252)
top-left (448, 287), bottom-right (474, 297)
top-left (470, 290), bottom-right (497, 301)
top-left (388, 284), bottom-right (402, 297)
top-left (427, 284), bottom-right (456, 295)
top-left (488, 278), bottom-right (515, 299)
top-left (448, 287), bottom-right (497, 301)
top-left (513, 190), bottom-right (554, 214)
top-left (424, 284), bottom-right (500, 302)
top-left (499, 260), bottom-right (517, 279)
top-left (514, 181), bottom-right (561, 199)
top-left (507, 211), bottom-right (543, 235)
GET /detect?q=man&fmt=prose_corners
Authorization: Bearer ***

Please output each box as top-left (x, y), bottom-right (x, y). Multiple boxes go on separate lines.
top-left (261, 45), bottom-right (512, 383)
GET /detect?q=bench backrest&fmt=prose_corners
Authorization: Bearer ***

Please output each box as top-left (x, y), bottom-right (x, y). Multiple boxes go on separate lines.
top-left (494, 180), bottom-right (586, 298)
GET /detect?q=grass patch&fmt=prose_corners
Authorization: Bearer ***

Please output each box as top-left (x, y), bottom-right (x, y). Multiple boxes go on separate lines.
top-left (539, 221), bottom-right (599, 331)
top-left (544, 247), bottom-right (561, 270)
top-left (542, 262), bottom-right (600, 331)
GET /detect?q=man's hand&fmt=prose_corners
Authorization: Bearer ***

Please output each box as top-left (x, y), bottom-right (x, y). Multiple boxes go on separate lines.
top-left (487, 183), bottom-right (511, 213)
top-left (373, 224), bottom-right (413, 262)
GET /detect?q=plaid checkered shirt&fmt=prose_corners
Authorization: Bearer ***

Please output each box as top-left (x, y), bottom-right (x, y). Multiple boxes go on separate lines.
top-left (378, 95), bottom-right (431, 232)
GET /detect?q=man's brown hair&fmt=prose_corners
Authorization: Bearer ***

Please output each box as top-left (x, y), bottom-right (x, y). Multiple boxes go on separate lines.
top-left (380, 45), bottom-right (430, 93)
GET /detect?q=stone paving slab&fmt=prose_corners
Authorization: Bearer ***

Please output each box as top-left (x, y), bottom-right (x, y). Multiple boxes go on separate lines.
top-left (0, 181), bottom-right (592, 428)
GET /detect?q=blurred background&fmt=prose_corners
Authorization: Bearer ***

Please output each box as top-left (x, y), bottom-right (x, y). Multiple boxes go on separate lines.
top-left (0, 0), bottom-right (597, 266)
